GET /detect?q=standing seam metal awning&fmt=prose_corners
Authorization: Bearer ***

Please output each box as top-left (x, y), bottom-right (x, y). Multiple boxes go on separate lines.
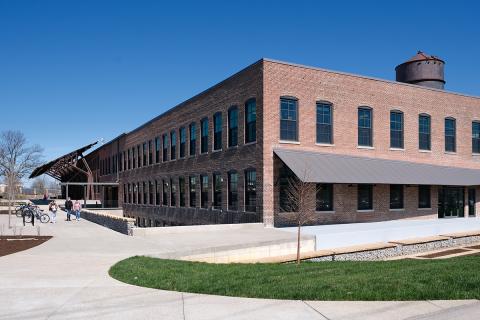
top-left (274, 149), bottom-right (480, 186)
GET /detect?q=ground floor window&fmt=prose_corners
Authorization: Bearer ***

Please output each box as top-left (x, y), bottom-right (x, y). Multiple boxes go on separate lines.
top-left (170, 178), bottom-right (177, 207)
top-left (162, 180), bottom-right (168, 206)
top-left (418, 185), bottom-right (431, 208)
top-left (155, 180), bottom-right (160, 205)
top-left (228, 171), bottom-right (238, 211)
top-left (201, 175), bottom-right (209, 208)
top-left (358, 184), bottom-right (373, 210)
top-left (245, 169), bottom-right (256, 212)
top-left (390, 184), bottom-right (404, 209)
top-left (149, 181), bottom-right (154, 205)
top-left (213, 173), bottom-right (222, 210)
top-left (316, 183), bottom-right (333, 211)
top-left (468, 187), bottom-right (476, 217)
top-left (189, 176), bottom-right (197, 207)
top-left (179, 177), bottom-right (186, 207)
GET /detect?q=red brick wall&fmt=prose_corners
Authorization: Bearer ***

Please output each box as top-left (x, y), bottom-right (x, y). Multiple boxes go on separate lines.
top-left (263, 59), bottom-right (480, 225)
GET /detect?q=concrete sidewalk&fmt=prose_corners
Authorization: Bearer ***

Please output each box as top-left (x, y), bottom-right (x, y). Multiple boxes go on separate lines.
top-left (0, 212), bottom-right (479, 319)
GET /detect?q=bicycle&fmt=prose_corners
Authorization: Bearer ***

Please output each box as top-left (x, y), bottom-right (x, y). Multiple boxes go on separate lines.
top-left (24, 206), bottom-right (50, 224)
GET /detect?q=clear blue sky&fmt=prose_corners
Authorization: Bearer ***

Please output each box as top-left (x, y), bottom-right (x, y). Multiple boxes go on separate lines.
top-left (1, 0), bottom-right (479, 163)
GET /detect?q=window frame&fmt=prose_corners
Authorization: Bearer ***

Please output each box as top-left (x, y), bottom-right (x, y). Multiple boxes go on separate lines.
top-left (419, 113), bottom-right (431, 151)
top-left (316, 101), bottom-right (333, 144)
top-left (245, 98), bottom-right (256, 144)
top-left (200, 118), bottom-right (209, 154)
top-left (390, 110), bottom-right (404, 149)
top-left (228, 106), bottom-right (238, 148)
top-left (316, 183), bottom-right (334, 212)
top-left (213, 112), bottom-right (222, 151)
top-left (280, 96), bottom-right (299, 142)
top-left (358, 106), bottom-right (373, 147)
top-left (389, 184), bottom-right (404, 210)
top-left (357, 184), bottom-right (373, 211)
top-left (445, 117), bottom-right (456, 152)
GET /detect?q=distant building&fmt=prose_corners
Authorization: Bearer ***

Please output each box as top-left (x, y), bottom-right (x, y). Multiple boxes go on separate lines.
top-left (31, 53), bottom-right (480, 227)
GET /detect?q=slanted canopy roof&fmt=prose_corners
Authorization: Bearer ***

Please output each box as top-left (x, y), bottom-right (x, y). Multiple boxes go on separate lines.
top-left (274, 149), bottom-right (480, 186)
top-left (29, 142), bottom-right (98, 181)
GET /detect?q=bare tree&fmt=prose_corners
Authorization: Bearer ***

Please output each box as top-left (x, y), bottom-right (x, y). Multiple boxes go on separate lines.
top-left (278, 168), bottom-right (316, 265)
top-left (0, 131), bottom-right (43, 228)
top-left (31, 177), bottom-right (46, 196)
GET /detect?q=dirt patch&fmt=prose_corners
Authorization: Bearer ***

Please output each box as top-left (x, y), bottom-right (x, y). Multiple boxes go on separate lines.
top-left (0, 236), bottom-right (52, 257)
top-left (419, 248), bottom-right (470, 259)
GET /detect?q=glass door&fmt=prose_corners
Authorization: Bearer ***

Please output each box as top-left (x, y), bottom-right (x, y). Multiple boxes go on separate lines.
top-left (438, 187), bottom-right (464, 218)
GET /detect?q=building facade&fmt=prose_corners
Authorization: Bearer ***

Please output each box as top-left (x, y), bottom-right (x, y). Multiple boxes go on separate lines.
top-left (84, 56), bottom-right (480, 227)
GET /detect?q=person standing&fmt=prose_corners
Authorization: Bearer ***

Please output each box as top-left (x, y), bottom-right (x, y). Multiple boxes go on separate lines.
top-left (49, 200), bottom-right (58, 223)
top-left (65, 197), bottom-right (73, 221)
top-left (73, 200), bottom-right (81, 221)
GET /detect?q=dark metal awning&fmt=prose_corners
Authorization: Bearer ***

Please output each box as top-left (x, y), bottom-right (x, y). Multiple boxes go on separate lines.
top-left (274, 149), bottom-right (480, 186)
top-left (29, 142), bottom-right (98, 181)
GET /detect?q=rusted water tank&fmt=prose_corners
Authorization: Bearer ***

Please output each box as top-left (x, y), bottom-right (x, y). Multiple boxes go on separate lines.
top-left (395, 51), bottom-right (445, 89)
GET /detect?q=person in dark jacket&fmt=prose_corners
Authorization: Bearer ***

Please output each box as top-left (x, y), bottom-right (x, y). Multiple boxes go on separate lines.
top-left (65, 197), bottom-right (73, 221)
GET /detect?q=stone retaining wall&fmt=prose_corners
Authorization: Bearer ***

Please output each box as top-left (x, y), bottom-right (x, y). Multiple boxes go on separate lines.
top-left (81, 209), bottom-right (135, 235)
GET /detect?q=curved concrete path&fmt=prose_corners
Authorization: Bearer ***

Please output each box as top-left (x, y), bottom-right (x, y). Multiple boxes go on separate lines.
top-left (0, 211), bottom-right (479, 320)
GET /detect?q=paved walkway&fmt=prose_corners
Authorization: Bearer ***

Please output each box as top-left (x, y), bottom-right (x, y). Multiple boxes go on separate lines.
top-left (0, 211), bottom-right (479, 320)
top-left (283, 218), bottom-right (480, 249)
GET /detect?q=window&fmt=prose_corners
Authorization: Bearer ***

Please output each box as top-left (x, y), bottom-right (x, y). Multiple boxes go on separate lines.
top-left (127, 149), bottom-right (131, 169)
top-left (280, 97), bottom-right (298, 141)
top-left (200, 175), bottom-right (209, 208)
top-left (143, 143), bottom-right (147, 166)
top-left (228, 107), bottom-right (238, 147)
top-left (390, 111), bottom-right (404, 149)
top-left (128, 183), bottom-right (132, 203)
top-left (121, 152), bottom-right (124, 171)
top-left (358, 107), bottom-right (372, 147)
top-left (213, 173), bottom-right (222, 209)
top-left (133, 183), bottom-right (137, 204)
top-left (245, 169), bottom-right (256, 212)
top-left (357, 184), bottom-right (373, 210)
top-left (123, 184), bottom-right (127, 203)
top-left (445, 118), bottom-right (456, 152)
top-left (189, 123), bottom-right (197, 156)
top-left (189, 176), bottom-right (197, 207)
top-left (213, 112), bottom-right (222, 151)
top-left (473, 122), bottom-right (480, 154)
top-left (143, 181), bottom-right (147, 204)
top-left (170, 131), bottom-right (176, 160)
top-left (201, 118), bottom-right (208, 153)
top-left (390, 185), bottom-right (404, 209)
top-left (132, 148), bottom-right (136, 169)
top-left (155, 137), bottom-right (160, 163)
top-left (228, 171), bottom-right (238, 210)
top-left (135, 183), bottom-right (139, 204)
top-left (162, 180), bottom-right (168, 206)
top-left (419, 114), bottom-right (431, 150)
top-left (179, 177), bottom-right (186, 207)
top-left (418, 185), bottom-right (431, 208)
top-left (137, 145), bottom-right (141, 167)
top-left (179, 127), bottom-right (186, 158)
top-left (316, 102), bottom-right (332, 144)
top-left (162, 134), bottom-right (168, 162)
top-left (170, 178), bottom-right (176, 207)
top-left (245, 98), bottom-right (256, 143)
top-left (148, 140), bottom-right (152, 165)
top-left (149, 181), bottom-right (154, 205)
top-left (155, 180), bottom-right (160, 205)
top-left (316, 184), bottom-right (333, 211)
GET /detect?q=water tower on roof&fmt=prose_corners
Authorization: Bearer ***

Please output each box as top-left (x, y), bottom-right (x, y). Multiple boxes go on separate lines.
top-left (395, 51), bottom-right (445, 90)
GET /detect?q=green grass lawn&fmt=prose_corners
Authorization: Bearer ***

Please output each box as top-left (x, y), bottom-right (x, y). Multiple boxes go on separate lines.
top-left (109, 255), bottom-right (480, 301)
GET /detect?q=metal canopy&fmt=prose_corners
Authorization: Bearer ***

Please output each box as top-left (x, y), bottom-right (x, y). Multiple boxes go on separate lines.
top-left (29, 141), bottom-right (98, 181)
top-left (274, 149), bottom-right (480, 186)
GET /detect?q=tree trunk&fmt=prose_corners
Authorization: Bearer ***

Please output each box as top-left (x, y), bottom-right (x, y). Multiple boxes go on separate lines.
top-left (296, 223), bottom-right (301, 265)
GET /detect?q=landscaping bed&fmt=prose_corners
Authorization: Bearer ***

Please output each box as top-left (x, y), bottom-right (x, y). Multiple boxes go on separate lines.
top-left (109, 256), bottom-right (480, 301)
top-left (0, 236), bottom-right (52, 257)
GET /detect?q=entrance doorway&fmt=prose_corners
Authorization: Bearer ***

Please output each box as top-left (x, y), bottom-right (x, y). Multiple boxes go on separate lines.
top-left (438, 187), bottom-right (464, 218)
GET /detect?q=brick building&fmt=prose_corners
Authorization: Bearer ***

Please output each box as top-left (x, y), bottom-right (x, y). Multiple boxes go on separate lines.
top-left (36, 53), bottom-right (480, 227)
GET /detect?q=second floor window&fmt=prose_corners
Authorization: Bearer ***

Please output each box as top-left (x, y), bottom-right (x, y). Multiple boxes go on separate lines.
top-left (213, 112), bottom-right (222, 151)
top-left (170, 131), bottom-right (176, 160)
top-left (316, 102), bottom-right (332, 144)
top-left (143, 143), bottom-right (147, 166)
top-left (390, 111), bottom-right (404, 149)
top-left (445, 118), bottom-right (456, 152)
top-left (148, 140), bottom-right (152, 164)
top-left (358, 107), bottom-right (372, 147)
top-left (189, 123), bottom-right (196, 156)
top-left (201, 118), bottom-right (208, 153)
top-left (179, 127), bottom-right (186, 158)
top-left (228, 107), bottom-right (238, 147)
top-left (137, 146), bottom-right (141, 167)
top-left (155, 137), bottom-right (160, 163)
top-left (127, 149), bottom-right (131, 169)
top-left (280, 97), bottom-right (298, 141)
top-left (245, 98), bottom-right (256, 143)
top-left (419, 114), bottom-right (431, 151)
top-left (162, 134), bottom-right (168, 162)
top-left (473, 122), bottom-right (480, 154)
